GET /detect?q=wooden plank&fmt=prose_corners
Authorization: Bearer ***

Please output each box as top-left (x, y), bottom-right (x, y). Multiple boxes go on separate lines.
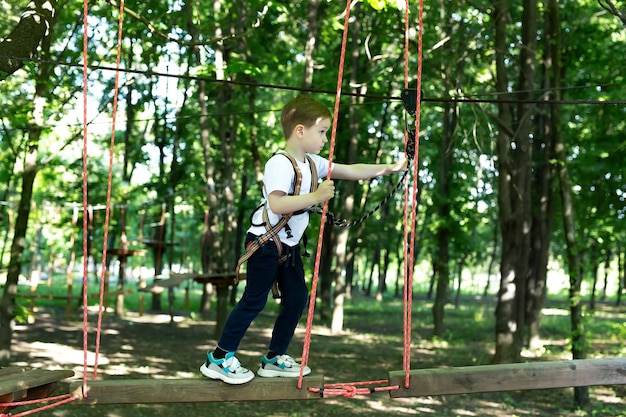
top-left (175, 272), bottom-right (238, 280)
top-left (389, 357), bottom-right (626, 398)
top-left (14, 293), bottom-right (81, 300)
top-left (69, 375), bottom-right (324, 404)
top-left (0, 367), bottom-right (30, 378)
top-left (0, 369), bottom-right (74, 397)
top-left (139, 274), bottom-right (193, 293)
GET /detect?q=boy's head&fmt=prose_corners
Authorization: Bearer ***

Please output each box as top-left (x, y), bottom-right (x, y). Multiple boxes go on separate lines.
top-left (280, 96), bottom-right (332, 140)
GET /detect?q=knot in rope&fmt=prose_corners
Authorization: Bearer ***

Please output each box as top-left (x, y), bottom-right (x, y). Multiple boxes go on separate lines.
top-left (309, 380), bottom-right (400, 398)
top-left (342, 385), bottom-right (358, 398)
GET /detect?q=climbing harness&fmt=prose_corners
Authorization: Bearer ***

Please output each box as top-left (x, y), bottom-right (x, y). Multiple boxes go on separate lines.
top-left (234, 152), bottom-right (318, 291)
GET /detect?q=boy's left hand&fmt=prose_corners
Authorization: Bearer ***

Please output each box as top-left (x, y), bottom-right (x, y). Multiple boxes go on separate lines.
top-left (390, 157), bottom-right (408, 173)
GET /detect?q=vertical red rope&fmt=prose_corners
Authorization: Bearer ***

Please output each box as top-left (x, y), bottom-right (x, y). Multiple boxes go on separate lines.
top-left (80, 0), bottom-right (90, 397)
top-left (403, 0), bottom-right (424, 389)
top-left (81, 0), bottom-right (126, 393)
top-left (298, 0), bottom-right (352, 390)
top-left (93, 0), bottom-right (126, 381)
top-left (401, 0), bottom-right (412, 390)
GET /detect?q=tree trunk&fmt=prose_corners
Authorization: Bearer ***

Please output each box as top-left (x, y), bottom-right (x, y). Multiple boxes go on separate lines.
top-left (483, 225), bottom-right (499, 297)
top-left (431, 0), bottom-right (460, 339)
top-left (182, 0), bottom-right (216, 315)
top-left (526, 0), bottom-right (559, 352)
top-left (329, 2), bottom-right (362, 334)
top-left (555, 119), bottom-right (590, 409)
top-left (379, 247), bottom-right (391, 300)
top-left (589, 248), bottom-right (599, 311)
top-left (302, 0), bottom-right (322, 88)
top-left (300, 0), bottom-right (329, 321)
top-left (493, 0), bottom-right (518, 363)
top-left (318, 226), bottom-right (335, 322)
top-left (493, 0), bottom-right (536, 364)
top-left (0, 31), bottom-right (52, 359)
top-left (617, 246), bottom-right (624, 307)
top-left (601, 250), bottom-right (610, 302)
top-left (0, 145), bottom-right (38, 362)
top-left (454, 251), bottom-right (469, 309)
top-left (551, 0), bottom-right (588, 403)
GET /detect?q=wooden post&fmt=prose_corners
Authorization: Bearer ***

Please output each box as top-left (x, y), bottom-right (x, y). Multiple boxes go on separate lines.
top-left (66, 207), bottom-right (78, 321)
top-left (388, 357), bottom-right (626, 398)
top-left (214, 283), bottom-right (229, 337)
top-left (138, 273), bottom-right (146, 317)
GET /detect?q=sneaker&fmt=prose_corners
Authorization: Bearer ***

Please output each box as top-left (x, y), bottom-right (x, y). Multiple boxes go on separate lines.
top-left (257, 354), bottom-right (311, 378)
top-left (200, 351), bottom-right (255, 384)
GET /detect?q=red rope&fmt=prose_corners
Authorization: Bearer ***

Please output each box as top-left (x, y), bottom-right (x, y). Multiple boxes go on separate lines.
top-left (402, 0), bottom-right (424, 389)
top-left (298, 0), bottom-right (352, 390)
top-left (401, 0), bottom-right (411, 391)
top-left (80, 0), bottom-right (90, 397)
top-left (80, 0), bottom-right (126, 398)
top-left (0, 394), bottom-right (79, 417)
top-left (308, 380), bottom-right (399, 398)
top-left (94, 0), bottom-right (126, 383)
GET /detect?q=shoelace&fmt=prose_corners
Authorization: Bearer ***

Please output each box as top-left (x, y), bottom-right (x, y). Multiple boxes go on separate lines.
top-left (223, 355), bottom-right (242, 372)
top-left (275, 355), bottom-right (298, 367)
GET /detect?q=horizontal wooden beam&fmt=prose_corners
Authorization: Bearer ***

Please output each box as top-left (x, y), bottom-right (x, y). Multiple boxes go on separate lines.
top-left (69, 375), bottom-right (324, 404)
top-left (14, 293), bottom-right (81, 300)
top-left (0, 368), bottom-right (74, 397)
top-left (389, 357), bottom-right (626, 398)
top-left (139, 275), bottom-right (192, 293)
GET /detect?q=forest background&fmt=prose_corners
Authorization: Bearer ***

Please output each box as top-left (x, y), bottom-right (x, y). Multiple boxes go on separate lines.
top-left (0, 0), bottom-right (625, 412)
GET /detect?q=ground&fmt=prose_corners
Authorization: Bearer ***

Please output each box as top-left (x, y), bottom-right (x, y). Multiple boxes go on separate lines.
top-left (7, 296), bottom-right (626, 417)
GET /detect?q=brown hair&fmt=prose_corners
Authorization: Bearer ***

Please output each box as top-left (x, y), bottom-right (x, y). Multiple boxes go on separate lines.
top-left (280, 96), bottom-right (332, 139)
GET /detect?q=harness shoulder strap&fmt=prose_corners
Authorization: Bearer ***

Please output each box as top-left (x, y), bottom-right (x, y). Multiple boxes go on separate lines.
top-left (304, 154), bottom-right (318, 193)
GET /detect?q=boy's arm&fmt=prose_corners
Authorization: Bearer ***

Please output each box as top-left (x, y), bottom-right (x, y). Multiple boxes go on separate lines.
top-left (331, 158), bottom-right (407, 181)
top-left (267, 180), bottom-right (335, 215)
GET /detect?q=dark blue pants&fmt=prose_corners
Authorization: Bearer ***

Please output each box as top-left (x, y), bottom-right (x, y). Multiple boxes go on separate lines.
top-left (217, 233), bottom-right (309, 355)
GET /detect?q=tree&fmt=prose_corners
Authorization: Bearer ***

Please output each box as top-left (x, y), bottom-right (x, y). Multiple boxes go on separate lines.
top-left (598, 0), bottom-right (626, 26)
top-left (525, 0), bottom-right (559, 354)
top-left (0, 19), bottom-right (55, 361)
top-left (492, 0), bottom-right (537, 364)
top-left (430, 0), bottom-right (462, 338)
top-left (0, 0), bottom-right (56, 81)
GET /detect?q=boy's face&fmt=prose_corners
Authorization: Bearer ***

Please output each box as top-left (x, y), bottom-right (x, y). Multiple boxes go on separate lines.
top-left (299, 117), bottom-right (331, 154)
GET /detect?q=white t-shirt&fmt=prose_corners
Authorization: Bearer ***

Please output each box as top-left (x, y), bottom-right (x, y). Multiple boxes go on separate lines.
top-left (248, 152), bottom-right (330, 247)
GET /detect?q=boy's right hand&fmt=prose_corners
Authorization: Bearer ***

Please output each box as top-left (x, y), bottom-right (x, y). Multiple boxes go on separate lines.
top-left (317, 179), bottom-right (335, 202)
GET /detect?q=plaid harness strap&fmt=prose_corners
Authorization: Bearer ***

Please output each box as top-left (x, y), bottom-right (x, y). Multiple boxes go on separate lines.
top-left (234, 153), bottom-right (319, 288)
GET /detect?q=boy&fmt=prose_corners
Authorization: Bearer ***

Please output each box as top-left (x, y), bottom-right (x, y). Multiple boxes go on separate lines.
top-left (200, 95), bottom-right (407, 384)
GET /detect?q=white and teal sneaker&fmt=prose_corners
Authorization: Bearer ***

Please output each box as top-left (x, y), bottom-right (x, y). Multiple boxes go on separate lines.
top-left (200, 351), bottom-right (255, 384)
top-left (257, 354), bottom-right (311, 378)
